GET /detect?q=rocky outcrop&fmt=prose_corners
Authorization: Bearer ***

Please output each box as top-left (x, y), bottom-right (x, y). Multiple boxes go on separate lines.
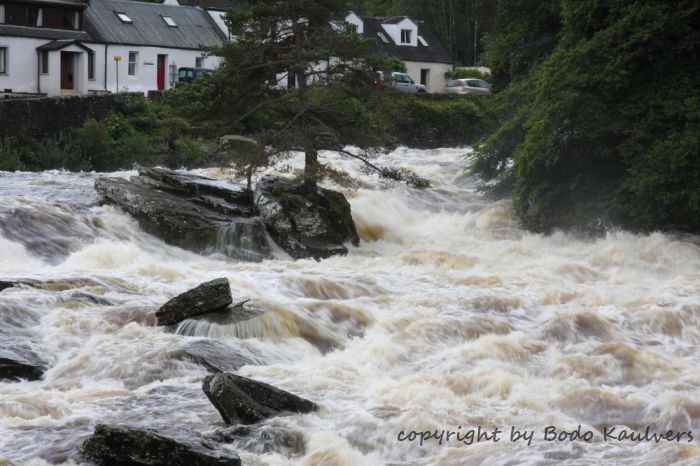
top-left (156, 278), bottom-right (233, 326)
top-left (202, 373), bottom-right (317, 424)
top-left (0, 349), bottom-right (44, 381)
top-left (95, 168), bottom-right (270, 262)
top-left (254, 175), bottom-right (359, 259)
top-left (81, 424), bottom-right (241, 466)
top-left (94, 168), bottom-right (359, 261)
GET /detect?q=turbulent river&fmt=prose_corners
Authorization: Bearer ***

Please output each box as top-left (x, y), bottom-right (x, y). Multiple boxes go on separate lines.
top-left (1, 148), bottom-right (699, 466)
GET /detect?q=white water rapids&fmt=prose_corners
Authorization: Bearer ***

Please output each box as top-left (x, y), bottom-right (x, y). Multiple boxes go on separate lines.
top-left (0, 148), bottom-right (699, 466)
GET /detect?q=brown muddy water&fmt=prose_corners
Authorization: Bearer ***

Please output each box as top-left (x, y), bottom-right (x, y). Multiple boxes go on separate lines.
top-left (0, 148), bottom-right (699, 465)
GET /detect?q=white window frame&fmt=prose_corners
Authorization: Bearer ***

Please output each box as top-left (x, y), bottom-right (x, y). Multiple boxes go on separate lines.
top-left (40, 50), bottom-right (49, 74)
top-left (0, 47), bottom-right (6, 74)
top-left (128, 51), bottom-right (138, 76)
top-left (400, 29), bottom-right (411, 44)
top-left (161, 15), bottom-right (176, 27)
top-left (116, 12), bottom-right (132, 24)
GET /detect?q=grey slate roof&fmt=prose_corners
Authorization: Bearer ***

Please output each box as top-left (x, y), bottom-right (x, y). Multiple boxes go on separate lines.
top-left (0, 24), bottom-right (90, 41)
top-left (84, 0), bottom-right (226, 49)
top-left (360, 16), bottom-right (452, 65)
top-left (36, 39), bottom-right (94, 52)
top-left (176, 0), bottom-right (244, 10)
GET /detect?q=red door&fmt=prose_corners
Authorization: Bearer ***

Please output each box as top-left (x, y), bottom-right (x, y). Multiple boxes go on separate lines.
top-left (157, 55), bottom-right (166, 90)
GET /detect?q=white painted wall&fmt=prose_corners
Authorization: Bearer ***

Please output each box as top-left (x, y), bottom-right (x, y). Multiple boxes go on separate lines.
top-left (404, 60), bottom-right (452, 93)
top-left (0, 36), bottom-right (220, 96)
top-left (345, 12), bottom-right (363, 33)
top-left (382, 17), bottom-right (417, 46)
top-left (86, 43), bottom-right (220, 94)
top-left (0, 36), bottom-right (44, 93)
top-left (208, 10), bottom-right (229, 38)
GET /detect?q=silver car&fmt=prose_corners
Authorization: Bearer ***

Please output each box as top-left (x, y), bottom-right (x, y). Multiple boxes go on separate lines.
top-left (383, 72), bottom-right (427, 93)
top-left (445, 78), bottom-right (492, 95)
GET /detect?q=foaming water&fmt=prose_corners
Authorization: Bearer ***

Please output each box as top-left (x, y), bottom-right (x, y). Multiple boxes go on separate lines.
top-left (1, 149), bottom-right (699, 465)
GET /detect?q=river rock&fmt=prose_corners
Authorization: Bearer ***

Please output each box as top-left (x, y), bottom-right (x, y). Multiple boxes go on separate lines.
top-left (202, 373), bottom-right (317, 424)
top-left (254, 175), bottom-right (360, 259)
top-left (156, 278), bottom-right (233, 326)
top-left (95, 168), bottom-right (270, 262)
top-left (81, 424), bottom-right (241, 466)
top-left (0, 348), bottom-right (44, 381)
top-left (0, 281), bottom-right (14, 292)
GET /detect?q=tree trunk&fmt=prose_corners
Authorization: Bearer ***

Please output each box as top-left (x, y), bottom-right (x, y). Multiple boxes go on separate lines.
top-left (303, 145), bottom-right (319, 188)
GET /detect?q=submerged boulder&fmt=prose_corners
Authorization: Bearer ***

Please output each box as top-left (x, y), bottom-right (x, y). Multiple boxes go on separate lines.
top-left (254, 175), bottom-right (359, 259)
top-left (95, 168), bottom-right (270, 262)
top-left (0, 350), bottom-right (44, 381)
top-left (156, 278), bottom-right (233, 326)
top-left (81, 424), bottom-right (241, 466)
top-left (202, 373), bottom-right (317, 424)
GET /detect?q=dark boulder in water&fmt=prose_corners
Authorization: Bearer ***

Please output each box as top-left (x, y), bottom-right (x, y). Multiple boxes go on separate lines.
top-left (254, 175), bottom-right (360, 259)
top-left (94, 168), bottom-right (270, 262)
top-left (94, 167), bottom-right (358, 261)
top-left (156, 278), bottom-right (233, 326)
top-left (81, 424), bottom-right (241, 466)
top-left (202, 373), bottom-right (317, 424)
top-left (0, 349), bottom-right (44, 381)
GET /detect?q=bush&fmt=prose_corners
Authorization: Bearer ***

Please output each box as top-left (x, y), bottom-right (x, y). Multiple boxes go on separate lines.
top-left (386, 92), bottom-right (489, 148)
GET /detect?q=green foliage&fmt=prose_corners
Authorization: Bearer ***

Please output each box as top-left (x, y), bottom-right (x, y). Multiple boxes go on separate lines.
top-left (473, 0), bottom-right (700, 233)
top-left (388, 92), bottom-right (488, 147)
top-left (449, 67), bottom-right (491, 81)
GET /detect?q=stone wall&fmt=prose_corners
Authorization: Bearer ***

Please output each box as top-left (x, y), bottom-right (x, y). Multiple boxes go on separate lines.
top-left (0, 94), bottom-right (139, 140)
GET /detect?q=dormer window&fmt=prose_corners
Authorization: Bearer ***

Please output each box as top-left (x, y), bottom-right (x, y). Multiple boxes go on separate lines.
top-left (161, 16), bottom-right (176, 27)
top-left (116, 12), bottom-right (132, 24)
top-left (400, 29), bottom-right (411, 44)
top-left (346, 23), bottom-right (357, 33)
top-left (28, 7), bottom-right (43, 27)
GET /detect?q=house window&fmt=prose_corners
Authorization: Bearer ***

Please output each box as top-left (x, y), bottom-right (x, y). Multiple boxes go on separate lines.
top-left (400, 29), bottom-right (411, 44)
top-left (28, 7), bottom-right (43, 26)
top-left (195, 56), bottom-right (203, 68)
top-left (169, 63), bottom-right (176, 86)
top-left (128, 51), bottom-right (137, 75)
top-left (346, 23), bottom-right (357, 33)
top-left (161, 15), bottom-right (176, 27)
top-left (0, 47), bottom-right (6, 74)
top-left (40, 50), bottom-right (49, 73)
top-left (420, 69), bottom-right (429, 86)
top-left (116, 12), bottom-right (132, 24)
top-left (88, 52), bottom-right (95, 80)
top-left (0, 5), bottom-right (5, 24)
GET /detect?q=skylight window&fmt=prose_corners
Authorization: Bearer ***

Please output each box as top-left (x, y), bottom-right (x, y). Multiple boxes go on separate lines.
top-left (418, 35), bottom-right (428, 46)
top-left (377, 32), bottom-right (389, 43)
top-left (161, 16), bottom-right (176, 27)
top-left (116, 12), bottom-right (132, 24)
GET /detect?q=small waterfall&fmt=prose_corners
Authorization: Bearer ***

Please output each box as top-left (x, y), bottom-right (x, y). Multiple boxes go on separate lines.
top-left (214, 220), bottom-right (272, 262)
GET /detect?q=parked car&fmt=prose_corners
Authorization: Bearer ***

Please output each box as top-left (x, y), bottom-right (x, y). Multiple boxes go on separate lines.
top-left (177, 67), bottom-right (214, 85)
top-left (376, 71), bottom-right (427, 93)
top-left (445, 78), bottom-right (492, 96)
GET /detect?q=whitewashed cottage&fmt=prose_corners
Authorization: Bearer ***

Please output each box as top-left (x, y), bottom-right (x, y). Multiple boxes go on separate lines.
top-left (344, 12), bottom-right (453, 93)
top-left (0, 0), bottom-right (224, 96)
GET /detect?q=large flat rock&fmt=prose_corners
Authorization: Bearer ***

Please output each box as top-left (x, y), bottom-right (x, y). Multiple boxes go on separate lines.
top-left (203, 373), bottom-right (317, 424)
top-left (81, 424), bottom-right (241, 466)
top-left (156, 278), bottom-right (233, 326)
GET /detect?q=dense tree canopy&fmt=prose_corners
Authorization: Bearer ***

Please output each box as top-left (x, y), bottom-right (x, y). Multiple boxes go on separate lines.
top-left (472, 0), bottom-right (700, 233)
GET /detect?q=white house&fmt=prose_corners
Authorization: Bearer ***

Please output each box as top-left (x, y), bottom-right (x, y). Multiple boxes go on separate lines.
top-left (345, 13), bottom-right (453, 93)
top-left (0, 0), bottom-right (225, 96)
